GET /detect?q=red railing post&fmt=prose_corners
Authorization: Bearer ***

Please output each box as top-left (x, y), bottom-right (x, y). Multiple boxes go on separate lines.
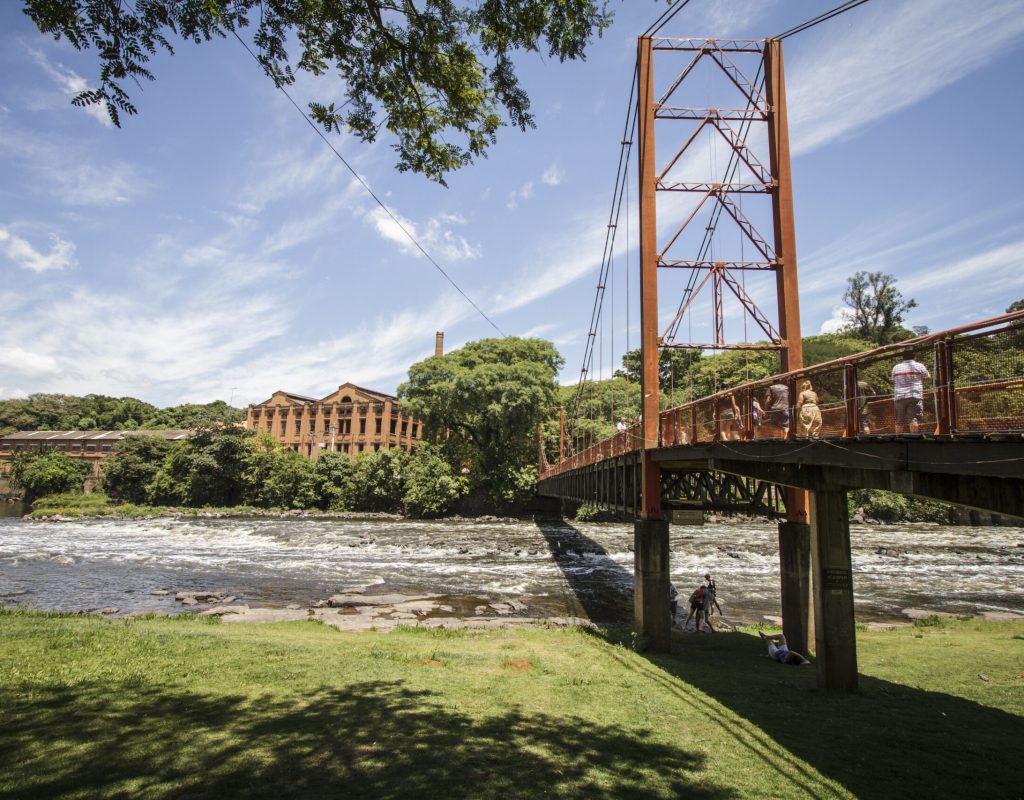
top-left (844, 363), bottom-right (858, 438)
top-left (935, 338), bottom-right (955, 435)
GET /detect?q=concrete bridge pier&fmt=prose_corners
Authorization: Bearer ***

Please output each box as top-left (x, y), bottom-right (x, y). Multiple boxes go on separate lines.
top-left (810, 488), bottom-right (858, 690)
top-left (778, 521), bottom-right (812, 655)
top-left (634, 518), bottom-right (671, 652)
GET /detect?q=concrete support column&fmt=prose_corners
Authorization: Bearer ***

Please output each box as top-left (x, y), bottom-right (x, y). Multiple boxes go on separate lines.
top-left (778, 521), bottom-right (812, 655)
top-left (634, 518), bottom-right (671, 652)
top-left (810, 488), bottom-right (858, 691)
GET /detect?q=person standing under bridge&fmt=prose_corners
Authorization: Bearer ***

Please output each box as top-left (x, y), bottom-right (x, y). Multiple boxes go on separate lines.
top-left (892, 352), bottom-right (931, 433)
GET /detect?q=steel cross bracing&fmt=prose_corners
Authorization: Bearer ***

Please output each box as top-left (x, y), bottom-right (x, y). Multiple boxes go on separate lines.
top-left (648, 38), bottom-right (793, 356)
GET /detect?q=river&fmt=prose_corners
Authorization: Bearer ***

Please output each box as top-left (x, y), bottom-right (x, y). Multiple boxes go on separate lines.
top-left (0, 514), bottom-right (1021, 624)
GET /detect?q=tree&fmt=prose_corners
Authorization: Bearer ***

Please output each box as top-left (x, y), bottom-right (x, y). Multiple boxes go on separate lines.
top-left (19, 450), bottom-right (89, 500)
top-left (545, 377), bottom-right (640, 461)
top-left (240, 432), bottom-right (317, 509)
top-left (102, 434), bottom-right (174, 503)
top-left (312, 450), bottom-right (357, 511)
top-left (147, 426), bottom-right (252, 506)
top-left (349, 448), bottom-right (409, 513)
top-left (399, 337), bottom-right (562, 508)
top-left (615, 348), bottom-right (703, 388)
top-left (841, 271), bottom-right (917, 345)
top-left (402, 444), bottom-right (467, 517)
top-left (22, 0), bottom-right (626, 184)
top-left (1007, 300), bottom-right (1024, 313)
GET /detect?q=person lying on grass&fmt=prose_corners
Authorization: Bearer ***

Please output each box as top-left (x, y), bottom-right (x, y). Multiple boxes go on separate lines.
top-left (759, 631), bottom-right (810, 666)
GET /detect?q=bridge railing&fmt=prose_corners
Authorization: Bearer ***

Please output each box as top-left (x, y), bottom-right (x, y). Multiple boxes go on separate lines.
top-left (541, 310), bottom-right (1024, 479)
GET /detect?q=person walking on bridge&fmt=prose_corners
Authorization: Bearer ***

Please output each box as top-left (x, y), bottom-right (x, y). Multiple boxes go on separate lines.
top-left (892, 351), bottom-right (931, 433)
top-left (718, 393), bottom-right (742, 441)
top-left (797, 380), bottom-right (822, 437)
top-left (763, 382), bottom-right (790, 438)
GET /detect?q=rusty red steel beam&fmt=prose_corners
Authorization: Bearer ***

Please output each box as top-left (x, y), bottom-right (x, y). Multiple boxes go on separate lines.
top-left (659, 259), bottom-right (776, 269)
top-left (638, 35), bottom-right (662, 520)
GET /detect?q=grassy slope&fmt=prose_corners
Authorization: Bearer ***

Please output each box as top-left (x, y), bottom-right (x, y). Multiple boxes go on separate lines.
top-left (0, 612), bottom-right (1021, 799)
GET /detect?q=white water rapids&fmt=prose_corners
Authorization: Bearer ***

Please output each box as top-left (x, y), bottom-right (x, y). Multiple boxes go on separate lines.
top-left (1, 515), bottom-right (1021, 623)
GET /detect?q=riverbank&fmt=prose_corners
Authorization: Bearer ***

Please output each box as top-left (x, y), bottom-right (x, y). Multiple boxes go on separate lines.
top-left (0, 610), bottom-right (1020, 798)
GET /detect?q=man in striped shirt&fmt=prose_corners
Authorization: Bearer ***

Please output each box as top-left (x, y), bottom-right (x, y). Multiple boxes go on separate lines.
top-left (892, 352), bottom-right (931, 433)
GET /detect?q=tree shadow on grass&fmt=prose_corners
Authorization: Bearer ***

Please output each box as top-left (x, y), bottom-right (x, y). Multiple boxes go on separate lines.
top-left (598, 628), bottom-right (1024, 798)
top-left (0, 679), bottom-right (732, 800)
top-left (534, 517), bottom-right (634, 625)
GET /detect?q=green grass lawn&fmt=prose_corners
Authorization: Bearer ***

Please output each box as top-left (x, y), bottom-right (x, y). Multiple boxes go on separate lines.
top-left (0, 611), bottom-right (1021, 799)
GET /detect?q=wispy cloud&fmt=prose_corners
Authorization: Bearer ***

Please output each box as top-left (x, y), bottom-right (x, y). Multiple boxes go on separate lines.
top-left (188, 293), bottom-right (475, 404)
top-left (788, 0), bottom-right (1024, 154)
top-left (0, 226), bottom-right (76, 272)
top-left (489, 219), bottom-right (608, 314)
top-left (365, 206), bottom-right (481, 261)
top-left (902, 239), bottom-right (1024, 297)
top-left (0, 123), bottom-right (142, 206)
top-left (506, 180), bottom-right (535, 209)
top-left (542, 164), bottom-right (564, 186)
top-left (26, 46), bottom-right (112, 127)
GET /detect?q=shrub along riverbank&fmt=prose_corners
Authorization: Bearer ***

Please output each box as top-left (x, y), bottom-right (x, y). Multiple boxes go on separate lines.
top-left (24, 492), bottom-right (407, 521)
top-left (0, 611), bottom-right (1020, 798)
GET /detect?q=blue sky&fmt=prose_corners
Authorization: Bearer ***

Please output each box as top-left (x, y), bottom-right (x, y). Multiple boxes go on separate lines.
top-left (1, 0), bottom-right (1023, 407)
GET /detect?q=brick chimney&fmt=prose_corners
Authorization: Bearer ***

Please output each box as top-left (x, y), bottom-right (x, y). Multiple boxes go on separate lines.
top-left (435, 331), bottom-right (444, 357)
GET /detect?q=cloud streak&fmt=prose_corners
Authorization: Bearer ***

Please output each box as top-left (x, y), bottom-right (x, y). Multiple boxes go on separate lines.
top-left (788, 0), bottom-right (1024, 155)
top-left (0, 226), bottom-right (76, 272)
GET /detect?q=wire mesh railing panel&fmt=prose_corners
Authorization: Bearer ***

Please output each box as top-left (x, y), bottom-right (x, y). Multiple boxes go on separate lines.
top-left (541, 314), bottom-right (1024, 479)
top-left (951, 323), bottom-right (1024, 432)
top-left (693, 399), bottom-right (717, 443)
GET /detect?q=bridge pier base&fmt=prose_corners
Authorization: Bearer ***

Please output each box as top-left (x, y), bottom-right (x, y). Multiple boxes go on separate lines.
top-left (810, 488), bottom-right (858, 691)
top-left (778, 521), bottom-right (812, 656)
top-left (634, 518), bottom-right (671, 652)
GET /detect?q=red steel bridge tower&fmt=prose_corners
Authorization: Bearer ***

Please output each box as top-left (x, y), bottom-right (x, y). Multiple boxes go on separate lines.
top-left (635, 36), bottom-right (812, 652)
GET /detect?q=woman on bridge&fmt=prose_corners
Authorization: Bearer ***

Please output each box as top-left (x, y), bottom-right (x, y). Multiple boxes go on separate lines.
top-left (797, 380), bottom-right (822, 437)
top-left (718, 393), bottom-right (742, 441)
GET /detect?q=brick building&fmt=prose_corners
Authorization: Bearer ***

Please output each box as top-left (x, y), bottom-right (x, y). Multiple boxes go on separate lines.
top-left (245, 383), bottom-right (422, 459)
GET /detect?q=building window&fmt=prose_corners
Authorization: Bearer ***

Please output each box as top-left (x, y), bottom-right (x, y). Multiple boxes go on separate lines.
top-left (266, 422), bottom-right (272, 432)
top-left (401, 421), bottom-right (408, 436)
top-left (101, 445), bottom-right (112, 452)
top-left (295, 421), bottom-right (301, 434)
top-left (280, 421), bottom-right (286, 435)
top-left (85, 444), bottom-right (96, 452)
top-left (71, 443), bottom-right (82, 451)
top-left (390, 420), bottom-right (397, 434)
top-left (375, 418), bottom-right (382, 434)
top-left (359, 419), bottom-right (367, 435)
top-left (309, 419), bottom-right (315, 432)
top-left (373, 444), bottom-right (380, 452)
top-left (411, 423), bottom-right (419, 438)
top-left (357, 444), bottom-right (364, 452)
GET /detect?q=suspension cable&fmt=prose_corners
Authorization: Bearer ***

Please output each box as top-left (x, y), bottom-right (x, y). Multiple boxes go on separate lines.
top-left (775, 0), bottom-right (871, 40)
